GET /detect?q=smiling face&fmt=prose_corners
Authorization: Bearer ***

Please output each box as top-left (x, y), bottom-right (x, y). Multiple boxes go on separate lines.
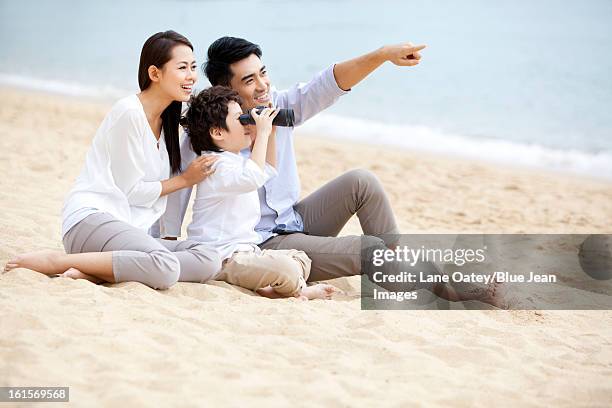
top-left (156, 44), bottom-right (198, 102)
top-left (228, 54), bottom-right (271, 110)
top-left (211, 101), bottom-right (252, 153)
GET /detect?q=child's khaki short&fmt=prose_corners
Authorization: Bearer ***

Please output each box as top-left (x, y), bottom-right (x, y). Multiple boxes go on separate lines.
top-left (216, 249), bottom-right (311, 296)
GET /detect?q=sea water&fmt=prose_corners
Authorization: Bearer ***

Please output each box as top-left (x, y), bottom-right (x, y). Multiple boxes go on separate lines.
top-left (1, 0), bottom-right (611, 178)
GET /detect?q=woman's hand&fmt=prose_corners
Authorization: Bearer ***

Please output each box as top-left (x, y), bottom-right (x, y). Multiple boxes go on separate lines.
top-left (180, 155), bottom-right (217, 187)
top-left (251, 106), bottom-right (279, 139)
top-left (160, 155), bottom-right (217, 197)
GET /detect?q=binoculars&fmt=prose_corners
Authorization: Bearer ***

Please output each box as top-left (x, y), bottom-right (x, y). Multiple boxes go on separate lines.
top-left (239, 106), bottom-right (295, 127)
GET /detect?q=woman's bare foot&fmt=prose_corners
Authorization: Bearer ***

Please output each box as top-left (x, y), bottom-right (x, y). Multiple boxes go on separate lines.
top-left (61, 268), bottom-right (105, 284)
top-left (300, 283), bottom-right (337, 300)
top-left (4, 250), bottom-right (67, 275)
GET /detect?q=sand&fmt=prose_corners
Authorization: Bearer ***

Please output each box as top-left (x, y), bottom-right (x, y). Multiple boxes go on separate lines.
top-left (1, 88), bottom-right (611, 406)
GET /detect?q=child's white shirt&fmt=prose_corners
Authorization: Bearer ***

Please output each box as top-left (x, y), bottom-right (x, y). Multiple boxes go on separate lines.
top-left (185, 150), bottom-right (277, 260)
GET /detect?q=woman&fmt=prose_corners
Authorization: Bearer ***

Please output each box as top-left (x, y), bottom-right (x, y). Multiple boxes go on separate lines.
top-left (4, 31), bottom-right (221, 289)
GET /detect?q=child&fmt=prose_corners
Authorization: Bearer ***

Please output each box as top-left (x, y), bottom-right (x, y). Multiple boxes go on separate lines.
top-left (177, 86), bottom-right (336, 300)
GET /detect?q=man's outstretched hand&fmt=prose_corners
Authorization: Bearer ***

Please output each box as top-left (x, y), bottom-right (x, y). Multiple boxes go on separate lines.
top-left (381, 42), bottom-right (426, 66)
top-left (332, 41), bottom-right (427, 90)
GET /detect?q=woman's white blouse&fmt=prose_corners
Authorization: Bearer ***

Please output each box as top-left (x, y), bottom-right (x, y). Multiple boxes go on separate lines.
top-left (62, 95), bottom-right (169, 236)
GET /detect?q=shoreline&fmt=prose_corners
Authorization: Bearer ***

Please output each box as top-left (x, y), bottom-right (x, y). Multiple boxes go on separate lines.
top-left (2, 82), bottom-right (610, 184)
top-left (296, 128), bottom-right (612, 188)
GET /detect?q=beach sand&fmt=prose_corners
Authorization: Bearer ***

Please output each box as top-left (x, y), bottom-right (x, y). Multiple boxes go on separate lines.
top-left (1, 88), bottom-right (611, 406)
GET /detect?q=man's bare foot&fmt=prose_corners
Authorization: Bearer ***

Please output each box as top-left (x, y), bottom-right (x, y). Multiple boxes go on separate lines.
top-left (477, 280), bottom-right (511, 309)
top-left (4, 250), bottom-right (67, 276)
top-left (61, 268), bottom-right (105, 284)
top-left (434, 279), bottom-right (511, 309)
top-left (300, 283), bottom-right (337, 300)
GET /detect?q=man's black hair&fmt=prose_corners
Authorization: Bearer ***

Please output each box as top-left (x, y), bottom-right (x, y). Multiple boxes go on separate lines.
top-left (203, 36), bottom-right (262, 86)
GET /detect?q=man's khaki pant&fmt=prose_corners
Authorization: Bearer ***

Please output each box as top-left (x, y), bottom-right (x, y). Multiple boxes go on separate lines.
top-left (216, 249), bottom-right (311, 296)
top-left (260, 169), bottom-right (400, 282)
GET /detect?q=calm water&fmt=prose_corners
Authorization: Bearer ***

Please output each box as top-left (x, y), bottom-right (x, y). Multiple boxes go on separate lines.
top-left (1, 0), bottom-right (611, 177)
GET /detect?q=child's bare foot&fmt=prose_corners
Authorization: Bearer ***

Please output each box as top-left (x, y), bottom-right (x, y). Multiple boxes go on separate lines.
top-left (256, 286), bottom-right (308, 301)
top-left (300, 283), bottom-right (337, 300)
top-left (256, 284), bottom-right (336, 301)
top-left (4, 250), bottom-right (67, 276)
top-left (256, 285), bottom-right (283, 299)
top-left (61, 268), bottom-right (105, 284)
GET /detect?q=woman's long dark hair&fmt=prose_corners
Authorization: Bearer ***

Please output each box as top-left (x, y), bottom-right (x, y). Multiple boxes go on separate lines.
top-left (138, 30), bottom-right (193, 174)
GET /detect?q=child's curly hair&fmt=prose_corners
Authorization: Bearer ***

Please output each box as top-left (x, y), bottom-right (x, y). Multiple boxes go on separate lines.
top-left (180, 85), bottom-right (243, 154)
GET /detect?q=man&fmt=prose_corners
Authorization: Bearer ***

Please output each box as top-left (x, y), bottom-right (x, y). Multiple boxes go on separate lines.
top-left (160, 37), bottom-right (426, 282)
